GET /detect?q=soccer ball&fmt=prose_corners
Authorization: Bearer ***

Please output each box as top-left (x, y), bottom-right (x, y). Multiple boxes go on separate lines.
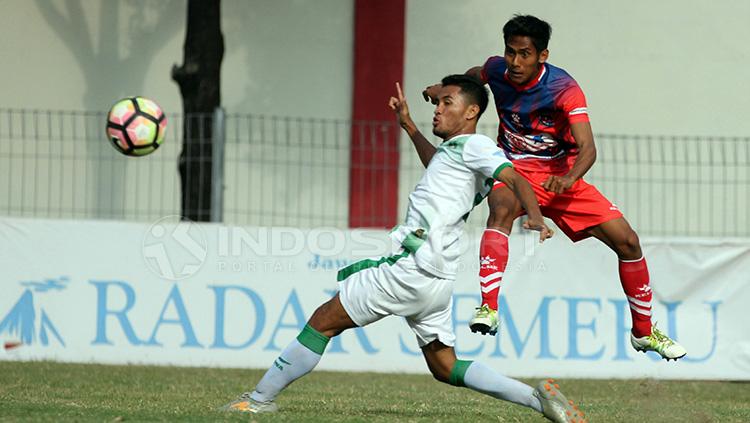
top-left (106, 96), bottom-right (167, 156)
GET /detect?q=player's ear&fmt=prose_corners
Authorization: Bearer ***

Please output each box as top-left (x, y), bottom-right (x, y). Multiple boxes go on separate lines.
top-left (465, 104), bottom-right (480, 121)
top-left (539, 48), bottom-right (549, 64)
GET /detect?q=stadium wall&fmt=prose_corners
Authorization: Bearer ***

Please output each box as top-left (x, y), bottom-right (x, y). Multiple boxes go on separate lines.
top-left (2, 217), bottom-right (748, 380)
top-left (1, 1), bottom-right (749, 231)
top-left (2, 0), bottom-right (748, 134)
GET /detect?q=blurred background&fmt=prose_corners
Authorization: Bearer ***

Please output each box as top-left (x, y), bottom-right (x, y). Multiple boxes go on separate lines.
top-left (0, 0), bottom-right (748, 237)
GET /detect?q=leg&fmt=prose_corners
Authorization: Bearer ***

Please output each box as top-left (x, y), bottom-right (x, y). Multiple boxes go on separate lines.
top-left (307, 293), bottom-right (358, 337)
top-left (420, 340), bottom-right (585, 422)
top-left (586, 216), bottom-right (642, 260)
top-left (587, 218), bottom-right (686, 360)
top-left (471, 186), bottom-right (522, 335)
top-left (486, 184), bottom-right (522, 233)
top-left (587, 217), bottom-right (652, 335)
top-left (221, 294), bottom-right (356, 413)
top-left (223, 249), bottom-right (414, 413)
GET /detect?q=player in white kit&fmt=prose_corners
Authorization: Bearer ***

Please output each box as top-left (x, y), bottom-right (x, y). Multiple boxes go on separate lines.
top-left (220, 75), bottom-right (587, 423)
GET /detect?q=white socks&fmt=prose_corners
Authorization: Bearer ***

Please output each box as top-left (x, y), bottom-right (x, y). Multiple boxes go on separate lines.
top-left (251, 325), bottom-right (329, 402)
top-left (249, 325), bottom-right (542, 415)
top-left (463, 361), bottom-right (543, 412)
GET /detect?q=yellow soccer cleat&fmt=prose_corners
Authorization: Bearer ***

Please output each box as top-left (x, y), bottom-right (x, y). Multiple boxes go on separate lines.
top-left (631, 324), bottom-right (687, 361)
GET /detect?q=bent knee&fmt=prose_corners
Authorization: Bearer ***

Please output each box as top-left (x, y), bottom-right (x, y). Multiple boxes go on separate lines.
top-left (430, 368), bottom-right (451, 384)
top-left (615, 230), bottom-right (642, 259)
top-left (307, 299), bottom-right (348, 338)
top-left (487, 204), bottom-right (519, 230)
top-left (431, 359), bottom-right (473, 387)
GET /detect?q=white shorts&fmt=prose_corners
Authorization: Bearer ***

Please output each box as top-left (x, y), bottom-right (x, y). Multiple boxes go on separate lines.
top-left (337, 250), bottom-right (455, 348)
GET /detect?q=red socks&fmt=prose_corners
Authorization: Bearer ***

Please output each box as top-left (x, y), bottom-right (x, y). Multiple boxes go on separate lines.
top-left (479, 229), bottom-right (653, 338)
top-left (619, 257), bottom-right (653, 337)
top-left (479, 229), bottom-right (509, 310)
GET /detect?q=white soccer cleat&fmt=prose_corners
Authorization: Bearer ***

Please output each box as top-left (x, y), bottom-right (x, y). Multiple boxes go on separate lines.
top-left (218, 392), bottom-right (278, 413)
top-left (469, 304), bottom-right (499, 336)
top-left (630, 324), bottom-right (687, 361)
top-left (533, 379), bottom-right (587, 423)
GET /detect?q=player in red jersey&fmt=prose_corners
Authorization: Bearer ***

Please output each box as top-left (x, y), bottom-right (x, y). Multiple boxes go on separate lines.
top-left (420, 15), bottom-right (686, 360)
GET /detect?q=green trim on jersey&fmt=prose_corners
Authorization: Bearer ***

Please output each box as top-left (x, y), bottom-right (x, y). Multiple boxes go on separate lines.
top-left (461, 192), bottom-right (488, 222)
top-left (442, 134), bottom-right (472, 149)
top-left (448, 359), bottom-right (473, 387)
top-left (296, 324), bottom-right (330, 355)
top-left (493, 162), bottom-right (514, 181)
top-left (336, 250), bottom-right (410, 282)
top-left (437, 134), bottom-right (472, 163)
top-left (473, 192), bottom-right (485, 207)
top-left (461, 178), bottom-right (496, 222)
top-left (402, 230), bottom-right (426, 253)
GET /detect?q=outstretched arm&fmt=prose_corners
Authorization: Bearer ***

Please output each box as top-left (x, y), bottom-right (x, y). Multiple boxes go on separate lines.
top-left (497, 166), bottom-right (553, 242)
top-left (388, 82), bottom-right (436, 167)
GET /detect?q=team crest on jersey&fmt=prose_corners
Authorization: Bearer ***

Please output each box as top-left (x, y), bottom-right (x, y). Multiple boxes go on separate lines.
top-left (538, 114), bottom-right (554, 127)
top-left (511, 113), bottom-right (521, 126)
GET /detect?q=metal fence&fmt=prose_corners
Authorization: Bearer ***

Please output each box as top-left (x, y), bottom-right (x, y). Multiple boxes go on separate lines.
top-left (1, 108), bottom-right (748, 237)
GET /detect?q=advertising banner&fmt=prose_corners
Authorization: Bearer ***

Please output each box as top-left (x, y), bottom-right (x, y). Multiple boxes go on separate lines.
top-left (1, 217), bottom-right (748, 380)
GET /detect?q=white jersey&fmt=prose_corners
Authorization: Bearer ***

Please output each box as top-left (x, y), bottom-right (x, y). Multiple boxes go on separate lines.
top-left (390, 133), bottom-right (512, 278)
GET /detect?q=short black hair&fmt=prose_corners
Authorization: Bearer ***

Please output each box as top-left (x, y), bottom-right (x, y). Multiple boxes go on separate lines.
top-left (503, 14), bottom-right (552, 52)
top-left (440, 74), bottom-right (489, 119)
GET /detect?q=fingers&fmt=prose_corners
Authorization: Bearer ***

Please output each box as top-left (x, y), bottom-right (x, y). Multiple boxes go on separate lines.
top-left (422, 84), bottom-right (440, 103)
top-left (388, 97), bottom-right (398, 112)
top-left (531, 226), bottom-right (550, 243)
top-left (538, 226), bottom-right (553, 243)
top-left (522, 220), bottom-right (554, 243)
top-left (542, 176), bottom-right (574, 194)
top-left (389, 82), bottom-right (406, 112)
top-left (541, 176), bottom-right (554, 192)
top-left (542, 176), bottom-right (564, 194)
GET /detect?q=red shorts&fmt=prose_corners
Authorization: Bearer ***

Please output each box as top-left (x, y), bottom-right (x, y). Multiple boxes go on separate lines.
top-left (494, 167), bottom-right (623, 242)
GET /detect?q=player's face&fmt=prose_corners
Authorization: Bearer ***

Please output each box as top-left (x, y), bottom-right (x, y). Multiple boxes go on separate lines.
top-left (504, 35), bottom-right (548, 85)
top-left (432, 85), bottom-right (471, 139)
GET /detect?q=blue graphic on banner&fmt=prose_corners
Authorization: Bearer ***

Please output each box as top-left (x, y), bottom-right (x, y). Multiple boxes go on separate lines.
top-left (0, 277), bottom-right (67, 347)
top-left (0, 277), bottom-right (718, 366)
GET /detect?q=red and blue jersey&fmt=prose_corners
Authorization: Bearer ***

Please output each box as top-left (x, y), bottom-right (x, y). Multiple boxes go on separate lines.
top-left (481, 56), bottom-right (589, 172)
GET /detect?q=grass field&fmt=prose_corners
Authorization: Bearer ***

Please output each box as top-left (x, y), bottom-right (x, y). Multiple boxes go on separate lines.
top-left (1, 361), bottom-right (748, 422)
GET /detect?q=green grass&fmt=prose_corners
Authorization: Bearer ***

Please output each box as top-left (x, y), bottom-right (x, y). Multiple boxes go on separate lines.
top-left (0, 361), bottom-right (748, 422)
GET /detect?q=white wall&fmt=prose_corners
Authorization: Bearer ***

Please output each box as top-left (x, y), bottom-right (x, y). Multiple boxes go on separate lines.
top-left (404, 0), bottom-right (750, 137)
top-left (1, 1), bottom-right (748, 230)
top-left (221, 0), bottom-right (353, 119)
top-left (0, 0), bottom-right (353, 119)
top-left (0, 0), bottom-right (355, 225)
top-left (0, 0), bottom-right (185, 113)
top-left (3, 0), bottom-right (747, 134)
